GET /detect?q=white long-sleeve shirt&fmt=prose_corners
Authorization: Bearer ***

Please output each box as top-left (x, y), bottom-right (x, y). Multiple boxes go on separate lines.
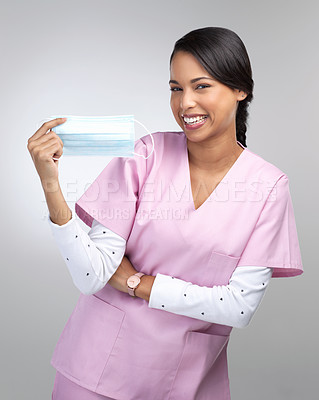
top-left (47, 211), bottom-right (273, 329)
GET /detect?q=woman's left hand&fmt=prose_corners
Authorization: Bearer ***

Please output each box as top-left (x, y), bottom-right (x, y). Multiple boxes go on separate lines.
top-left (107, 255), bottom-right (138, 294)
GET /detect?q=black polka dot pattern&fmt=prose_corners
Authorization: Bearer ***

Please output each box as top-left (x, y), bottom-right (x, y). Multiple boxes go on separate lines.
top-left (62, 227), bottom-right (123, 293)
top-left (153, 269), bottom-right (268, 323)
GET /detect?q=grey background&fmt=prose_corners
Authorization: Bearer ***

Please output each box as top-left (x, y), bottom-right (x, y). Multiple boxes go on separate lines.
top-left (1, 0), bottom-right (318, 399)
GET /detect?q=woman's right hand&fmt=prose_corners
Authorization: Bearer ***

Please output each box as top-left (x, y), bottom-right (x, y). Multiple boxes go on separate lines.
top-left (27, 118), bottom-right (67, 185)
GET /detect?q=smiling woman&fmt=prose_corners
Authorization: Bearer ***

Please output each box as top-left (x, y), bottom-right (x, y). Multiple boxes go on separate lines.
top-left (169, 27), bottom-right (253, 149)
top-left (40, 27), bottom-right (303, 400)
top-left (168, 27), bottom-right (254, 212)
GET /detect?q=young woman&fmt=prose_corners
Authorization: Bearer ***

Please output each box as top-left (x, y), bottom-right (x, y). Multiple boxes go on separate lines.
top-left (28, 27), bottom-right (303, 400)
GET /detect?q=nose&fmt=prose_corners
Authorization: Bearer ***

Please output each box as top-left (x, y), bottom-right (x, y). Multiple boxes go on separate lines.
top-left (180, 88), bottom-right (196, 112)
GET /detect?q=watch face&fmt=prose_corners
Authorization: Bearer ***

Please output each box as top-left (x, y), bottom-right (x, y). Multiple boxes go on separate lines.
top-left (127, 275), bottom-right (140, 288)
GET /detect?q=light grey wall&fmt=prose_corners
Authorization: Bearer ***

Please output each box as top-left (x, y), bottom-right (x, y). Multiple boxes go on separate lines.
top-left (1, 0), bottom-right (318, 399)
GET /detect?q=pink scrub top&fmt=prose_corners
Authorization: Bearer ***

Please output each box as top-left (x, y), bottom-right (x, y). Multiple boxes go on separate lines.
top-left (50, 131), bottom-right (303, 400)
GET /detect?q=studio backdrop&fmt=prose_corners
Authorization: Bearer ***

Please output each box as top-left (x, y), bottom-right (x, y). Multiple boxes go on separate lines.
top-left (0, 0), bottom-right (317, 399)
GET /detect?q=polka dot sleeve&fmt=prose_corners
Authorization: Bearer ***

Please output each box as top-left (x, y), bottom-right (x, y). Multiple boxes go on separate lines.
top-left (48, 211), bottom-right (126, 295)
top-left (148, 266), bottom-right (273, 329)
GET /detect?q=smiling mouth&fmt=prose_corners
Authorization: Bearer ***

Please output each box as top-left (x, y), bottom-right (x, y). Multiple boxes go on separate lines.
top-left (182, 115), bottom-right (208, 125)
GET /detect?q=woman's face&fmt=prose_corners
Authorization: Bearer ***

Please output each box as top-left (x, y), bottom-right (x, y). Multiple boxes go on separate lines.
top-left (169, 51), bottom-right (246, 142)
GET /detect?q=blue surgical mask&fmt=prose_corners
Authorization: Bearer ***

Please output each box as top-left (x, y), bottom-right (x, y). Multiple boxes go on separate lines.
top-left (37, 114), bottom-right (155, 159)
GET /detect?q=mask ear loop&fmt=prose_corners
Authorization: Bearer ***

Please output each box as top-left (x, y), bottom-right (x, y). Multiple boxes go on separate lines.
top-left (133, 119), bottom-right (155, 160)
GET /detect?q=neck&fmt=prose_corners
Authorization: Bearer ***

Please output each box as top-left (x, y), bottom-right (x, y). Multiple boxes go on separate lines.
top-left (187, 135), bottom-right (244, 173)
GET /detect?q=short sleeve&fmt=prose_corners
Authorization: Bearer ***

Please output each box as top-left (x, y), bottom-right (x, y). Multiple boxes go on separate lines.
top-left (237, 174), bottom-right (303, 277)
top-left (75, 137), bottom-right (151, 241)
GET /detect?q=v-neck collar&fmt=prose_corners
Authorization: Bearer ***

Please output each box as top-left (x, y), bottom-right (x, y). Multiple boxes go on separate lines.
top-left (183, 134), bottom-right (247, 213)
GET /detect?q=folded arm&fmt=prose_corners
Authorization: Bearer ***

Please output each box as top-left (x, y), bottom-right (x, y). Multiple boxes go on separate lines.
top-left (147, 267), bottom-right (272, 328)
top-left (48, 211), bottom-right (126, 295)
top-left (48, 214), bottom-right (272, 328)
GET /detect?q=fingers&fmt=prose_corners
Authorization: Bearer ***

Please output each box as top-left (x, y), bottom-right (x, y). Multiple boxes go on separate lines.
top-left (28, 117), bottom-right (67, 143)
top-left (47, 142), bottom-right (63, 159)
top-left (28, 127), bottom-right (64, 153)
top-left (32, 138), bottom-right (63, 162)
top-left (28, 134), bottom-right (63, 162)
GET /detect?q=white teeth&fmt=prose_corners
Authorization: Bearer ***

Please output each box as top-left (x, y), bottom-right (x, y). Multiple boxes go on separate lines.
top-left (183, 115), bottom-right (207, 124)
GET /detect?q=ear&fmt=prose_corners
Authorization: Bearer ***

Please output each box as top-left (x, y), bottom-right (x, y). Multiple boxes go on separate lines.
top-left (236, 89), bottom-right (247, 101)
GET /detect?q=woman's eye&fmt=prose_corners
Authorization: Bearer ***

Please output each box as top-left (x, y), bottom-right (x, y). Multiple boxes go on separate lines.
top-left (196, 84), bottom-right (210, 89)
top-left (169, 85), bottom-right (210, 92)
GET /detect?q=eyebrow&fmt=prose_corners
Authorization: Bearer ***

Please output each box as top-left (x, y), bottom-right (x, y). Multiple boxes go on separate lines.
top-left (169, 76), bottom-right (215, 85)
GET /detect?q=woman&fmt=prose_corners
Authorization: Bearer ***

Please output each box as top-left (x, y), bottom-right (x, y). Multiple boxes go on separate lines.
top-left (28, 27), bottom-right (303, 400)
